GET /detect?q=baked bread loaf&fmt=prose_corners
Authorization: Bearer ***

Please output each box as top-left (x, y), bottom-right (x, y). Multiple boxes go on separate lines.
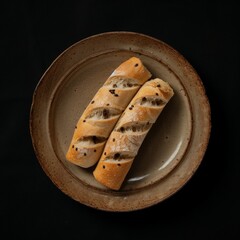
top-left (66, 57), bottom-right (152, 167)
top-left (93, 78), bottom-right (174, 190)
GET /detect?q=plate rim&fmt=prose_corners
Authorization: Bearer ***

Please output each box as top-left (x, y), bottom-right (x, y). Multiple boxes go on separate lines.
top-left (30, 31), bottom-right (211, 212)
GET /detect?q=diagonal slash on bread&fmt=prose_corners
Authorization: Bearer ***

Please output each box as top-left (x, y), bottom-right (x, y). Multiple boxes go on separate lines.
top-left (66, 57), bottom-right (152, 168)
top-left (93, 78), bottom-right (174, 190)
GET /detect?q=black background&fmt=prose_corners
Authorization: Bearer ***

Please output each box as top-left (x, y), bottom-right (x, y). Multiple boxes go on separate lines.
top-left (2, 0), bottom-right (239, 239)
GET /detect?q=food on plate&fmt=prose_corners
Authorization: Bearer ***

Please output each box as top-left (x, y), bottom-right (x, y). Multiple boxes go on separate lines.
top-left (93, 78), bottom-right (174, 190)
top-left (66, 57), bottom-right (152, 167)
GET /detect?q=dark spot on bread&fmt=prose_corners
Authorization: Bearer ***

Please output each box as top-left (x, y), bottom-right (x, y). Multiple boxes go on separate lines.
top-left (83, 120), bottom-right (86, 122)
top-left (132, 126), bottom-right (136, 132)
top-left (109, 89), bottom-right (115, 94)
top-left (72, 145), bottom-right (74, 148)
top-left (157, 84), bottom-right (161, 87)
top-left (75, 125), bottom-right (77, 129)
top-left (106, 103), bottom-right (110, 106)
top-left (131, 105), bottom-right (134, 108)
top-left (127, 83), bottom-right (133, 87)
top-left (114, 94), bottom-right (119, 97)
top-left (92, 136), bottom-right (97, 144)
top-left (142, 97), bottom-right (147, 104)
top-left (129, 107), bottom-right (132, 110)
top-left (113, 138), bottom-right (115, 142)
top-left (103, 165), bottom-right (105, 169)
top-left (156, 99), bottom-right (163, 106)
top-left (104, 152), bottom-right (106, 155)
top-left (94, 149), bottom-right (97, 152)
top-left (113, 84), bottom-right (117, 88)
top-left (91, 100), bottom-right (95, 104)
top-left (156, 93), bottom-right (159, 96)
top-left (84, 153), bottom-right (87, 156)
top-left (134, 63), bottom-right (139, 67)
top-left (103, 109), bottom-right (109, 119)
top-left (117, 163), bottom-right (121, 166)
top-left (75, 147), bottom-right (78, 151)
top-left (114, 153), bottom-right (120, 159)
top-left (120, 127), bottom-right (124, 132)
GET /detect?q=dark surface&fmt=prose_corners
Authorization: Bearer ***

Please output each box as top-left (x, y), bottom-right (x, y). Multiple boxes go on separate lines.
top-left (1, 1), bottom-right (239, 239)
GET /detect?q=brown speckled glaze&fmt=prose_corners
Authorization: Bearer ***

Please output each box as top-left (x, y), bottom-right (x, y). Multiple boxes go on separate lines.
top-left (30, 32), bottom-right (211, 211)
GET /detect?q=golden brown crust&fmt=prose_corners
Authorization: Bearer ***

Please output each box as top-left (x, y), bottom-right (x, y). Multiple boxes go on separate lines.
top-left (94, 160), bottom-right (133, 190)
top-left (110, 57), bottom-right (151, 84)
top-left (93, 78), bottom-right (174, 190)
top-left (66, 57), bottom-right (152, 168)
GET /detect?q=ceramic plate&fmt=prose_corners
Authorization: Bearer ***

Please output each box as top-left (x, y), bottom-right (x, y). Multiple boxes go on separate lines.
top-left (30, 32), bottom-right (211, 211)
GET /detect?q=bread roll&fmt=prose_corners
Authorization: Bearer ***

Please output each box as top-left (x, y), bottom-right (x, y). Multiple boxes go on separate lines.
top-left (66, 57), bottom-right (152, 167)
top-left (93, 78), bottom-right (174, 190)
